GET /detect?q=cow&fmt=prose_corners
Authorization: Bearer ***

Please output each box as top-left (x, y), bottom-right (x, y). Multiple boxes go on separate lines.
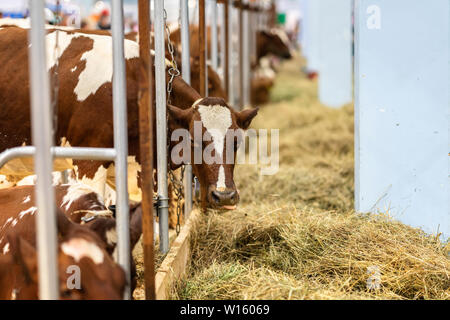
top-left (187, 56), bottom-right (228, 100)
top-left (251, 76), bottom-right (274, 106)
top-left (170, 25), bottom-right (293, 64)
top-left (0, 184), bottom-right (143, 299)
top-left (251, 57), bottom-right (277, 105)
top-left (255, 28), bottom-right (293, 62)
top-left (0, 27), bottom-right (258, 212)
top-left (125, 31), bottom-right (228, 101)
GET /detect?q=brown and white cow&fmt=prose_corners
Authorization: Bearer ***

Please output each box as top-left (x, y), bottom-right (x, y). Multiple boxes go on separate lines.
top-left (168, 97), bottom-right (257, 209)
top-left (0, 27), bottom-right (258, 211)
top-left (170, 25), bottom-right (293, 64)
top-left (0, 184), bottom-right (143, 299)
top-left (0, 207), bottom-right (125, 299)
top-left (125, 31), bottom-right (228, 102)
top-left (256, 28), bottom-right (293, 61)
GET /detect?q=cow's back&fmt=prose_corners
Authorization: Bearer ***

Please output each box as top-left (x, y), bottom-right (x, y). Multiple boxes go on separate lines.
top-left (0, 28), bottom-right (32, 149)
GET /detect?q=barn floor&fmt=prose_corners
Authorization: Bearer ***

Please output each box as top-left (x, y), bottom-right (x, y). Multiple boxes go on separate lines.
top-left (134, 54), bottom-right (449, 300)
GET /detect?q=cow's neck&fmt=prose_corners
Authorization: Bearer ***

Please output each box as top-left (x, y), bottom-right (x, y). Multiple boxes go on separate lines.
top-left (170, 77), bottom-right (202, 110)
top-left (256, 33), bottom-right (270, 61)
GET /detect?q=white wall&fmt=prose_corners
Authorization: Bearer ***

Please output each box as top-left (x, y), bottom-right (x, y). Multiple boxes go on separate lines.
top-left (318, 0), bottom-right (353, 108)
top-left (355, 0), bottom-right (449, 238)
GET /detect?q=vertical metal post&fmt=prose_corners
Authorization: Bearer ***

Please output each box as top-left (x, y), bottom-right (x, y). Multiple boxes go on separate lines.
top-left (238, 1), bottom-right (244, 108)
top-left (180, 0), bottom-right (193, 219)
top-left (224, 0), bottom-right (229, 98)
top-left (242, 1), bottom-right (250, 106)
top-left (154, 0), bottom-right (169, 254)
top-left (211, 0), bottom-right (218, 71)
top-left (29, 0), bottom-right (59, 300)
top-left (227, 0), bottom-right (235, 106)
top-left (111, 0), bottom-right (131, 299)
top-left (199, 0), bottom-right (207, 97)
top-left (138, 0), bottom-right (155, 300)
top-left (250, 8), bottom-right (257, 67)
top-left (219, 3), bottom-right (226, 87)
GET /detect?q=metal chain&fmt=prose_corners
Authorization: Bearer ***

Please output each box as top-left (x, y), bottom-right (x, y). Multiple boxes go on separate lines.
top-left (163, 9), bottom-right (180, 104)
top-left (163, 8), bottom-right (183, 235)
top-left (168, 165), bottom-right (185, 235)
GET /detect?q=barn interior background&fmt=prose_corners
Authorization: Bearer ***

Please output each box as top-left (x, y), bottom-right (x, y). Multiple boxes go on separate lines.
top-left (0, 0), bottom-right (448, 300)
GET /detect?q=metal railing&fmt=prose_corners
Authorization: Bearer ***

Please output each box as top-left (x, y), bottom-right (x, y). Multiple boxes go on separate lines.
top-left (0, 0), bottom-right (131, 300)
top-left (180, 0), bottom-right (193, 220)
top-left (154, 0), bottom-right (170, 254)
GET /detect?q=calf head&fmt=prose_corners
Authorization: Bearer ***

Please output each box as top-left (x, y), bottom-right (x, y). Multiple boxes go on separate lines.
top-left (81, 202), bottom-right (143, 293)
top-left (168, 97), bottom-right (258, 210)
top-left (6, 210), bottom-right (126, 300)
top-left (258, 29), bottom-right (293, 59)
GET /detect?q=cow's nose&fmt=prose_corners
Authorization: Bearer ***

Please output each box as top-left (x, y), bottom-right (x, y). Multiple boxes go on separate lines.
top-left (211, 189), bottom-right (238, 206)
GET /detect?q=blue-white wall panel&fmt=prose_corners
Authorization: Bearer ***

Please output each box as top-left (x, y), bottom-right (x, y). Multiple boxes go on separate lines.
top-left (302, 0), bottom-right (321, 71)
top-left (318, 0), bottom-right (353, 108)
top-left (355, 0), bottom-right (449, 237)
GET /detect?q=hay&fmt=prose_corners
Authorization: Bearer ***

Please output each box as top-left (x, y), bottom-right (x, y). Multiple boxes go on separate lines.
top-left (167, 54), bottom-right (449, 300)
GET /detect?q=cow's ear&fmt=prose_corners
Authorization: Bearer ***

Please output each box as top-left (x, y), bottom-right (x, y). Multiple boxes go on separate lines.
top-left (168, 104), bottom-right (192, 128)
top-left (7, 234), bottom-right (38, 284)
top-left (236, 107), bottom-right (259, 130)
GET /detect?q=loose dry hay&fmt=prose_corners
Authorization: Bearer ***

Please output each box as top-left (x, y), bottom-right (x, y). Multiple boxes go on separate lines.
top-left (166, 54), bottom-right (449, 300)
top-left (173, 206), bottom-right (449, 300)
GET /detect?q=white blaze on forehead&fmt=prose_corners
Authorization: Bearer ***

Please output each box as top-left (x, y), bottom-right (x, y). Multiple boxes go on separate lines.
top-left (197, 104), bottom-right (232, 157)
top-left (23, 196), bottom-right (31, 204)
top-left (271, 28), bottom-right (291, 48)
top-left (45, 31), bottom-right (139, 101)
top-left (61, 238), bottom-right (104, 264)
top-left (61, 183), bottom-right (100, 211)
top-left (217, 166), bottom-right (226, 190)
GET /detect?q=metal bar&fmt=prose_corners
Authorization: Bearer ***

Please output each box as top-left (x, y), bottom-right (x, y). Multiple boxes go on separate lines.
top-left (154, 0), bottom-right (169, 254)
top-left (111, 0), bottom-right (131, 300)
top-left (249, 8), bottom-right (257, 67)
top-left (219, 3), bottom-right (226, 87)
top-left (0, 147), bottom-right (117, 169)
top-left (224, 0), bottom-right (229, 97)
top-left (242, 0), bottom-right (250, 106)
top-left (138, 0), bottom-right (156, 300)
top-left (211, 0), bottom-right (218, 71)
top-left (180, 0), bottom-right (191, 84)
top-left (199, 0), bottom-right (207, 97)
top-left (227, 0), bottom-right (235, 106)
top-left (29, 0), bottom-right (59, 300)
top-left (238, 1), bottom-right (244, 108)
top-left (180, 0), bottom-right (193, 219)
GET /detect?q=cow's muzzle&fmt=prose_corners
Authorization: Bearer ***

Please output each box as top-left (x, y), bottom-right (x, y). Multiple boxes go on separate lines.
top-left (207, 186), bottom-right (239, 210)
